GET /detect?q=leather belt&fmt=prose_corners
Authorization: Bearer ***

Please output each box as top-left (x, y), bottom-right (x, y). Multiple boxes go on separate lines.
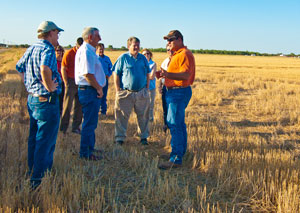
top-left (79, 85), bottom-right (94, 90)
top-left (166, 86), bottom-right (189, 90)
top-left (123, 87), bottom-right (145, 92)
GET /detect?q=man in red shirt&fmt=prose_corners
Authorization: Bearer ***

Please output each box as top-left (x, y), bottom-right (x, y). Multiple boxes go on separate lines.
top-left (60, 37), bottom-right (83, 134)
top-left (158, 30), bottom-right (195, 170)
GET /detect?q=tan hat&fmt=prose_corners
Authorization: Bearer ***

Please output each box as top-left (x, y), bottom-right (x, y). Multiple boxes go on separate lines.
top-left (37, 21), bottom-right (64, 35)
top-left (163, 30), bottom-right (183, 40)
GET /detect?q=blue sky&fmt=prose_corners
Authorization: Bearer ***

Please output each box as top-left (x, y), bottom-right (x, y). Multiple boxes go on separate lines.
top-left (1, 0), bottom-right (299, 54)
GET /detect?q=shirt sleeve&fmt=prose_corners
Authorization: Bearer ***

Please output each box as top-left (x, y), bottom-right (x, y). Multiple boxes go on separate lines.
top-left (112, 55), bottom-right (123, 75)
top-left (86, 50), bottom-right (95, 75)
top-left (160, 58), bottom-right (169, 70)
top-left (41, 48), bottom-right (55, 68)
top-left (16, 51), bottom-right (28, 73)
top-left (144, 57), bottom-right (151, 74)
top-left (179, 52), bottom-right (193, 74)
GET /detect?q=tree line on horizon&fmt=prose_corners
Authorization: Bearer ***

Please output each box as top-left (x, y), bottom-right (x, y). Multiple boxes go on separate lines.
top-left (1, 43), bottom-right (299, 57)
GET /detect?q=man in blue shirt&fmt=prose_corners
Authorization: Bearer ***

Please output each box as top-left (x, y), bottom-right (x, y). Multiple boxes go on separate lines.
top-left (16, 21), bottom-right (63, 188)
top-left (113, 37), bottom-right (151, 145)
top-left (96, 43), bottom-right (113, 115)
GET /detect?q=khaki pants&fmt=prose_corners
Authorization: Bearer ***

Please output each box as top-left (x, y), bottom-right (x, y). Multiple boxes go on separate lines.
top-left (60, 78), bottom-right (83, 132)
top-left (149, 88), bottom-right (156, 121)
top-left (114, 88), bottom-right (150, 141)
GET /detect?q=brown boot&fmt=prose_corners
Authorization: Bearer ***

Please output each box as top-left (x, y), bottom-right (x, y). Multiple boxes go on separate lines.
top-left (158, 161), bottom-right (181, 170)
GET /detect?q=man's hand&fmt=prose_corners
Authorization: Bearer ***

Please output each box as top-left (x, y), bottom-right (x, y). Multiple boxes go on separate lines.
top-left (41, 77), bottom-right (59, 92)
top-left (84, 73), bottom-right (104, 98)
top-left (97, 87), bottom-right (103, 98)
top-left (161, 69), bottom-right (168, 78)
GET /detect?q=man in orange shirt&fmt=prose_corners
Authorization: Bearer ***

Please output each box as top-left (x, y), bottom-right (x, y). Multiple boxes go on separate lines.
top-left (60, 37), bottom-right (83, 134)
top-left (158, 30), bottom-right (195, 170)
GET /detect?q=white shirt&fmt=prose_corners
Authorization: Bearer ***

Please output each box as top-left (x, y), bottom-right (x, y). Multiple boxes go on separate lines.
top-left (160, 57), bottom-right (170, 85)
top-left (160, 57), bottom-right (170, 71)
top-left (75, 42), bottom-right (106, 87)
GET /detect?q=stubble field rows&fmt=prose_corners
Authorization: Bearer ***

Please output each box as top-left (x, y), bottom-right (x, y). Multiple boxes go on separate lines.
top-left (1, 48), bottom-right (300, 212)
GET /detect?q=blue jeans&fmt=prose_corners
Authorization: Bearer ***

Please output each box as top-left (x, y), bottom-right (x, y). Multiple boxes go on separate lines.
top-left (166, 86), bottom-right (192, 164)
top-left (100, 81), bottom-right (109, 114)
top-left (27, 94), bottom-right (60, 187)
top-left (78, 87), bottom-right (101, 158)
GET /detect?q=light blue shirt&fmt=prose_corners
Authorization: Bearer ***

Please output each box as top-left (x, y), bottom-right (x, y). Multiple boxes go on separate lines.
top-left (148, 59), bottom-right (156, 90)
top-left (98, 55), bottom-right (112, 77)
top-left (112, 52), bottom-right (150, 91)
top-left (16, 40), bottom-right (62, 95)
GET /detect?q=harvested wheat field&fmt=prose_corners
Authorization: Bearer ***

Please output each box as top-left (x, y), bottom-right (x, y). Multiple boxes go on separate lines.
top-left (1, 48), bottom-right (300, 212)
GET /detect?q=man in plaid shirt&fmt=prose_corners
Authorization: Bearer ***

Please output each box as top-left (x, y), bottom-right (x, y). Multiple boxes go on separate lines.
top-left (16, 21), bottom-right (63, 189)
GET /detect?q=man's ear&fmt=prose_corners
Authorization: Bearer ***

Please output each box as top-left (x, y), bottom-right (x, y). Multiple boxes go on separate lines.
top-left (88, 34), bottom-right (93, 42)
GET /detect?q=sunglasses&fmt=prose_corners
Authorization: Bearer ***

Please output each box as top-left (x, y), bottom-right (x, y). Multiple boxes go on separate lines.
top-left (143, 52), bottom-right (150, 55)
top-left (167, 37), bottom-right (177, 42)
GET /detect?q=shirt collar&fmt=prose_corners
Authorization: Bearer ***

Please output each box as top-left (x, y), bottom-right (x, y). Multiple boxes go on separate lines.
top-left (149, 59), bottom-right (154, 65)
top-left (39, 39), bottom-right (54, 49)
top-left (128, 52), bottom-right (141, 59)
top-left (173, 46), bottom-right (187, 56)
top-left (83, 41), bottom-right (96, 52)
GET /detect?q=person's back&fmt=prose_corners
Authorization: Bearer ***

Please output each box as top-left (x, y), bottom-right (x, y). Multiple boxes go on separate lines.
top-left (62, 47), bottom-right (77, 78)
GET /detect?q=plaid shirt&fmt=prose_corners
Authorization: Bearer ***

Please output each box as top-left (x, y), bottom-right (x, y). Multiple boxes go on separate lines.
top-left (16, 40), bottom-right (62, 95)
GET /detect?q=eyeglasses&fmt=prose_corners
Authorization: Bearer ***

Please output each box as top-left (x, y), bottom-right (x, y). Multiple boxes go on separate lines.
top-left (143, 52), bottom-right (150, 56)
top-left (167, 37), bottom-right (177, 42)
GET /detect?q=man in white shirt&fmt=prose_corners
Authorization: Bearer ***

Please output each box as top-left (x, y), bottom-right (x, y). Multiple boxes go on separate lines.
top-left (75, 27), bottom-right (106, 160)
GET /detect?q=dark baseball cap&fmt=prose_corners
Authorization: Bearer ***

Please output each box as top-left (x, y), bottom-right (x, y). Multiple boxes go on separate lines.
top-left (163, 30), bottom-right (183, 40)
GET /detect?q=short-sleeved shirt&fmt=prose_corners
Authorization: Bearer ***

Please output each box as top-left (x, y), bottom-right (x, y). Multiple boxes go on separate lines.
top-left (148, 59), bottom-right (157, 90)
top-left (161, 57), bottom-right (170, 71)
top-left (16, 39), bottom-right (62, 95)
top-left (165, 47), bottom-right (195, 87)
top-left (160, 57), bottom-right (171, 85)
top-left (98, 55), bottom-right (113, 77)
top-left (112, 52), bottom-right (150, 91)
top-left (61, 47), bottom-right (77, 79)
top-left (75, 42), bottom-right (106, 87)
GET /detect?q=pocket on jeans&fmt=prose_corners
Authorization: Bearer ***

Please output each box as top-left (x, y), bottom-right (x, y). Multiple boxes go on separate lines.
top-left (32, 102), bottom-right (57, 121)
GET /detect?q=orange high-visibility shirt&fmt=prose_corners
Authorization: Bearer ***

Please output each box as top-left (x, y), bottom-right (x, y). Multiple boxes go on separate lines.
top-left (165, 47), bottom-right (195, 87)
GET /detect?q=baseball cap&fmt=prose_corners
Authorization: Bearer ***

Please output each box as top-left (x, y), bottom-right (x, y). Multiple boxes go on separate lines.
top-left (163, 30), bottom-right (183, 40)
top-left (37, 21), bottom-right (64, 35)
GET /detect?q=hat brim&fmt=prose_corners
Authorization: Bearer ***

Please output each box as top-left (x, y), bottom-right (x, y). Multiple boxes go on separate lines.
top-left (57, 27), bottom-right (64, 32)
top-left (163, 35), bottom-right (176, 40)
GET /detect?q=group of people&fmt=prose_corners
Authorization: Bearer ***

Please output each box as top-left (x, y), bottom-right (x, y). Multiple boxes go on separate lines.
top-left (16, 21), bottom-right (195, 188)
